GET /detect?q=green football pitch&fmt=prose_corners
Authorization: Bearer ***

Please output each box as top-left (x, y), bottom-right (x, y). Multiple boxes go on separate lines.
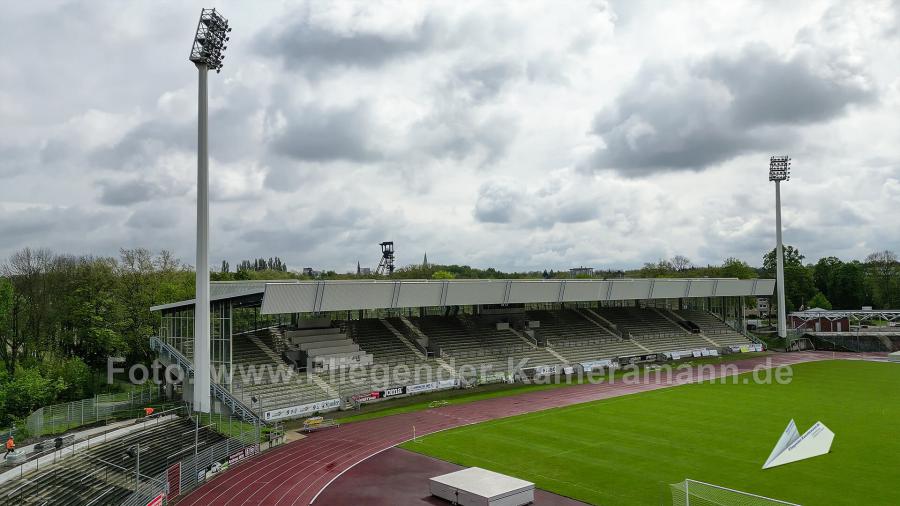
top-left (401, 360), bottom-right (900, 505)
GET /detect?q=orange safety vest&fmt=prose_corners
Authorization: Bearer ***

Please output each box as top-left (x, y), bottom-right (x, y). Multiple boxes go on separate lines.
top-left (5, 438), bottom-right (14, 450)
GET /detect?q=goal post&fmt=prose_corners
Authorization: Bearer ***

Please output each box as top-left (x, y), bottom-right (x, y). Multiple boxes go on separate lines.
top-left (670, 479), bottom-right (800, 506)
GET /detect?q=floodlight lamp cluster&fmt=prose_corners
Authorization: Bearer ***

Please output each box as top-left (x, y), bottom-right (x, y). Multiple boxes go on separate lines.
top-left (189, 8), bottom-right (231, 73)
top-left (769, 155), bottom-right (791, 182)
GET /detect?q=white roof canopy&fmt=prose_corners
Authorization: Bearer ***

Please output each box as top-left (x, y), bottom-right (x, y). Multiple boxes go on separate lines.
top-left (259, 277), bottom-right (774, 314)
top-left (151, 278), bottom-right (774, 314)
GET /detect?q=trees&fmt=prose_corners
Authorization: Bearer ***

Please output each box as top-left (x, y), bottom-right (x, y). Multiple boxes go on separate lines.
top-left (236, 257), bottom-right (288, 273)
top-left (832, 261), bottom-right (870, 309)
top-left (761, 246), bottom-right (815, 312)
top-left (2, 248), bottom-right (55, 369)
top-left (783, 264), bottom-right (816, 312)
top-left (431, 270), bottom-right (456, 279)
top-left (719, 257), bottom-right (757, 279)
top-left (763, 245), bottom-right (804, 273)
top-left (0, 278), bottom-right (16, 376)
top-left (864, 250), bottom-right (899, 308)
top-left (811, 257), bottom-right (870, 310)
top-left (808, 292), bottom-right (833, 310)
top-left (671, 255), bottom-right (693, 272)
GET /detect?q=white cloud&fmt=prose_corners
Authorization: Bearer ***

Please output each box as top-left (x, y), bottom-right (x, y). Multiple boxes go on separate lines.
top-left (1, 0), bottom-right (899, 273)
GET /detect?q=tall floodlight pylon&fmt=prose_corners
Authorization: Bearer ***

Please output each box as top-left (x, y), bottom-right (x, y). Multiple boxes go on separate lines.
top-left (769, 156), bottom-right (791, 339)
top-left (189, 8), bottom-right (231, 413)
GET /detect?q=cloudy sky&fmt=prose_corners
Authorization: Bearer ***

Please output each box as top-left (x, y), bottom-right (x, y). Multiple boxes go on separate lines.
top-left (2, 0), bottom-right (899, 273)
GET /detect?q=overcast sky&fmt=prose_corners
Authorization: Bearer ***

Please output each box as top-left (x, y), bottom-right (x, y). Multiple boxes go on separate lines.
top-left (2, 1), bottom-right (899, 273)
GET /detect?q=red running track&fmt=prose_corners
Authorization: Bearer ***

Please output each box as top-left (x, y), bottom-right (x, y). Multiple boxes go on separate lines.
top-left (177, 352), bottom-right (887, 506)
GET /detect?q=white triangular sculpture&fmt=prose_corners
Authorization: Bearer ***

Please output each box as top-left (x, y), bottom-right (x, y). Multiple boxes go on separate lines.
top-left (763, 419), bottom-right (834, 469)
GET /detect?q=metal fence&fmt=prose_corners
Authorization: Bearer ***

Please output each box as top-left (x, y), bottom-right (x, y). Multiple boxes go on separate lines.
top-left (121, 416), bottom-right (283, 506)
top-left (24, 385), bottom-right (159, 438)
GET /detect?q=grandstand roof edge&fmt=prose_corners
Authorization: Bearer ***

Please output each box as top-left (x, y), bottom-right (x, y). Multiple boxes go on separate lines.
top-left (258, 277), bottom-right (776, 314)
top-left (151, 277), bottom-right (775, 313)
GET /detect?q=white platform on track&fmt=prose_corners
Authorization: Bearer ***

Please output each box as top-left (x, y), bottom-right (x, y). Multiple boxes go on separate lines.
top-left (429, 467), bottom-right (534, 506)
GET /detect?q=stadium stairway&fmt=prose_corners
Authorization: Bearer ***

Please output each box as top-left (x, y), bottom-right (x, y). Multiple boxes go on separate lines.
top-left (676, 310), bottom-right (754, 348)
top-left (231, 329), bottom-right (332, 412)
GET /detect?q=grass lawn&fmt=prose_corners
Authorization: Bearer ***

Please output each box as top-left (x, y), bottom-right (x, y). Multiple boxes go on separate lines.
top-left (401, 360), bottom-right (900, 505)
top-left (301, 352), bottom-right (773, 427)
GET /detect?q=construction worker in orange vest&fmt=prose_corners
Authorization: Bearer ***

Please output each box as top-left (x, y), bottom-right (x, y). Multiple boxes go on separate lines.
top-left (4, 436), bottom-right (14, 460)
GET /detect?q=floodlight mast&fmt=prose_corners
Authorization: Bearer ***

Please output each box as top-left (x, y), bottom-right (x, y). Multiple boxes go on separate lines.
top-left (189, 8), bottom-right (230, 413)
top-left (769, 156), bottom-right (791, 339)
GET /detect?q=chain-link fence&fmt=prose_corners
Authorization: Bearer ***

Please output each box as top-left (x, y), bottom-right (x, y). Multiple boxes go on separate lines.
top-left (24, 385), bottom-right (159, 438)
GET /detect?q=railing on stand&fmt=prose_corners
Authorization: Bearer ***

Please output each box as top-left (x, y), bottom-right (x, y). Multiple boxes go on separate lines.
top-left (150, 336), bottom-right (263, 426)
top-left (24, 385), bottom-right (159, 439)
top-left (724, 321), bottom-right (767, 346)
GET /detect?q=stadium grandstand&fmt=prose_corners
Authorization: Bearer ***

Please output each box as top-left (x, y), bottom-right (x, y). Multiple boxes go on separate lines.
top-left (0, 277), bottom-right (772, 505)
top-left (148, 277), bottom-right (773, 421)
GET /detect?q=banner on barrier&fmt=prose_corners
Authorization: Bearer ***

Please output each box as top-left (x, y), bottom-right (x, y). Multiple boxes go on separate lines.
top-left (264, 398), bottom-right (341, 421)
top-left (692, 350), bottom-right (702, 358)
top-left (437, 379), bottom-right (459, 389)
top-left (534, 365), bottom-right (559, 376)
top-left (740, 345), bottom-right (750, 353)
top-left (405, 378), bottom-right (459, 395)
top-left (478, 372), bottom-right (509, 384)
top-left (381, 386), bottom-right (405, 398)
top-left (406, 381), bottom-right (439, 394)
top-left (228, 445), bottom-right (259, 467)
top-left (352, 391), bottom-right (382, 403)
top-left (581, 359), bottom-right (614, 372)
top-left (708, 349), bottom-right (719, 356)
top-left (700, 349), bottom-right (710, 357)
top-left (620, 354), bottom-right (658, 365)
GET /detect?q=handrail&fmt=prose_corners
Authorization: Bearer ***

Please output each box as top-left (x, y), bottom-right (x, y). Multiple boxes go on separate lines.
top-left (150, 337), bottom-right (263, 425)
top-left (722, 321), bottom-right (766, 346)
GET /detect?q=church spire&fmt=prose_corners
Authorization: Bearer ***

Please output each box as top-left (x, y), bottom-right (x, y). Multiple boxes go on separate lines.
top-left (423, 251), bottom-right (428, 268)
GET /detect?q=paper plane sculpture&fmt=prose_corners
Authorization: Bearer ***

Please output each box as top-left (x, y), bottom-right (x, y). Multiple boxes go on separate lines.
top-left (763, 419), bottom-right (835, 469)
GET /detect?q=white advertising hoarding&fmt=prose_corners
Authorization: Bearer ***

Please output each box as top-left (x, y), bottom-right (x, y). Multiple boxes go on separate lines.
top-left (264, 398), bottom-right (341, 421)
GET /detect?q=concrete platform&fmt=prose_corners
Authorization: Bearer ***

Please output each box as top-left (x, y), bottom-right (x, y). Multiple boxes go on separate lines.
top-left (313, 447), bottom-right (587, 505)
top-left (430, 467), bottom-right (534, 506)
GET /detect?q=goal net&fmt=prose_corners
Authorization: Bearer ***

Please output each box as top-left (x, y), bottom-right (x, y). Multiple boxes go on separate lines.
top-left (670, 479), bottom-right (799, 506)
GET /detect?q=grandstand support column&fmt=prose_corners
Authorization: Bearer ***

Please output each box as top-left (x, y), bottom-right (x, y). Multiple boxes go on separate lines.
top-left (193, 61), bottom-right (211, 413)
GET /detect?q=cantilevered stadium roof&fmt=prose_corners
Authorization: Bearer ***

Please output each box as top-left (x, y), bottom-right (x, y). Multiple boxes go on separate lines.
top-left (151, 278), bottom-right (774, 314)
top-left (149, 280), bottom-right (299, 312)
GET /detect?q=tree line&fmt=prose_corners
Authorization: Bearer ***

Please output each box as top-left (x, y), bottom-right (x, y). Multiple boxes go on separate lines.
top-left (635, 247), bottom-right (899, 312)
